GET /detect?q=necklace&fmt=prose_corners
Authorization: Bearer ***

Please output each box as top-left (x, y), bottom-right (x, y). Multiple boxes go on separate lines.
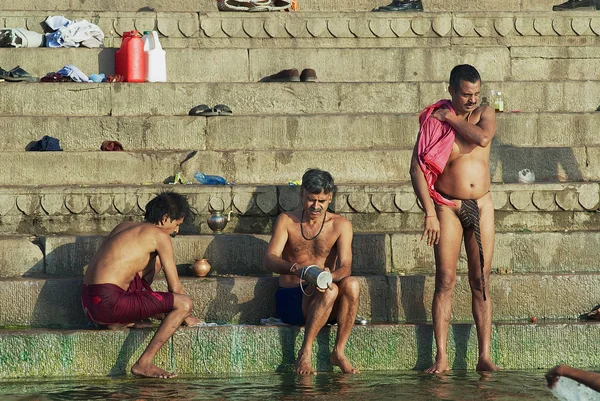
top-left (301, 210), bottom-right (327, 241)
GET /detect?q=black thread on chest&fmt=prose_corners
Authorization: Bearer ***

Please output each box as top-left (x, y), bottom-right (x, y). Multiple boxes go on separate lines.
top-left (301, 210), bottom-right (327, 241)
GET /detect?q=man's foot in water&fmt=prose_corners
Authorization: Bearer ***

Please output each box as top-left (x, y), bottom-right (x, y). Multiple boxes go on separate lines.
top-left (476, 357), bottom-right (501, 372)
top-left (131, 361), bottom-right (177, 378)
top-left (330, 350), bottom-right (360, 374)
top-left (295, 349), bottom-right (316, 375)
top-left (426, 356), bottom-right (450, 374)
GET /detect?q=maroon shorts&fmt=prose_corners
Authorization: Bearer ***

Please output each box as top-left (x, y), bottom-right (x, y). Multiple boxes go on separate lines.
top-left (81, 274), bottom-right (174, 325)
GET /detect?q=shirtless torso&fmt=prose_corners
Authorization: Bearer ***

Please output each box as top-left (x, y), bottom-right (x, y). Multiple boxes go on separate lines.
top-left (434, 107), bottom-right (492, 200)
top-left (277, 210), bottom-right (348, 288)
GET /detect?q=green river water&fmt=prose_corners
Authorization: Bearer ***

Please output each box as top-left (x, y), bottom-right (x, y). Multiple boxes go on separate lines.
top-left (0, 370), bottom-right (579, 400)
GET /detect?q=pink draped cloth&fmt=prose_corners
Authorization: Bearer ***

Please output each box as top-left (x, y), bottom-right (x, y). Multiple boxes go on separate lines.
top-left (417, 99), bottom-right (457, 207)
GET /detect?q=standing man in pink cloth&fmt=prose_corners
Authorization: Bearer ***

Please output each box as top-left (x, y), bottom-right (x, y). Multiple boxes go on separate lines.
top-left (409, 64), bottom-right (499, 373)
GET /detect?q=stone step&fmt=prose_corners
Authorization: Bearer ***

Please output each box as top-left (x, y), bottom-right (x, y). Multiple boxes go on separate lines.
top-left (1, 11), bottom-right (598, 49)
top-left (0, 82), bottom-right (598, 117)
top-left (0, 0), bottom-right (563, 12)
top-left (1, 273), bottom-right (598, 328)
top-left (4, 46), bottom-right (599, 83)
top-left (0, 321), bottom-right (598, 378)
top-left (4, 231), bottom-right (600, 278)
top-left (0, 183), bottom-right (597, 235)
top-left (1, 113), bottom-right (599, 152)
top-left (1, 144), bottom-right (600, 185)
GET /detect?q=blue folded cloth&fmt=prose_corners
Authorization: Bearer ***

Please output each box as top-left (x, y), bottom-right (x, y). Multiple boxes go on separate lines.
top-left (194, 172), bottom-right (227, 185)
top-left (29, 135), bottom-right (63, 151)
top-left (89, 73), bottom-right (105, 82)
top-left (57, 64), bottom-right (91, 82)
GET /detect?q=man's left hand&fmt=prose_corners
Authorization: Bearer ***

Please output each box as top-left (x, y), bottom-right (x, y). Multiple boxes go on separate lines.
top-left (432, 108), bottom-right (451, 122)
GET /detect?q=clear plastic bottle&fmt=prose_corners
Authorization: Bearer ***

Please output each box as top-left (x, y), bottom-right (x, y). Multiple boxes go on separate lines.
top-left (494, 91), bottom-right (504, 113)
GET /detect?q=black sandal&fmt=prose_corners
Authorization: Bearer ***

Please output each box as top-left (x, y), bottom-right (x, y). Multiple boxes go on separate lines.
top-left (189, 104), bottom-right (219, 116)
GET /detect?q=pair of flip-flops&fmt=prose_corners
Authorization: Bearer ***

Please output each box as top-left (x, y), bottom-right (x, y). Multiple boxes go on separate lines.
top-left (0, 66), bottom-right (39, 82)
top-left (188, 104), bottom-right (233, 116)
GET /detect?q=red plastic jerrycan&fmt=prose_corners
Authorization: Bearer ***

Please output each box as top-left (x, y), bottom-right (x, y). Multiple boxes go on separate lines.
top-left (115, 30), bottom-right (146, 82)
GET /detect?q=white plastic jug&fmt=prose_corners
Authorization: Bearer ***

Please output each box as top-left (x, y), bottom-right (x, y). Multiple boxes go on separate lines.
top-left (143, 31), bottom-right (166, 82)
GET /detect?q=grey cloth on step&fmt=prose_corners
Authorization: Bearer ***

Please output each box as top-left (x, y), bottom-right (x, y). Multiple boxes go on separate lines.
top-left (0, 29), bottom-right (44, 48)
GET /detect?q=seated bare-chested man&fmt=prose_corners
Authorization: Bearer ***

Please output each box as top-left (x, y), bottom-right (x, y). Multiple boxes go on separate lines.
top-left (82, 191), bottom-right (202, 379)
top-left (264, 168), bottom-right (360, 375)
top-left (410, 64), bottom-right (500, 373)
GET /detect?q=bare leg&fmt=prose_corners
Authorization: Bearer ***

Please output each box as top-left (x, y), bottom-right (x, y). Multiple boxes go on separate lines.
top-left (141, 259), bottom-right (202, 328)
top-left (426, 204), bottom-right (463, 374)
top-left (130, 293), bottom-right (193, 378)
top-left (296, 283), bottom-right (339, 375)
top-left (464, 194), bottom-right (500, 372)
top-left (329, 277), bottom-right (360, 374)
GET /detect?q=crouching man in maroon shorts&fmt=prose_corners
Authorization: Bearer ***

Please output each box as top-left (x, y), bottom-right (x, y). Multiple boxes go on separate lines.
top-left (82, 191), bottom-right (201, 378)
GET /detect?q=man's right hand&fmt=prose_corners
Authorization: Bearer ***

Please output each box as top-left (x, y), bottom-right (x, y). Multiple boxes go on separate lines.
top-left (546, 364), bottom-right (565, 389)
top-left (421, 215), bottom-right (440, 246)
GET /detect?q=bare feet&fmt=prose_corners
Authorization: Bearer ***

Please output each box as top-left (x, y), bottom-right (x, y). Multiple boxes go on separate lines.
top-left (476, 358), bottom-right (500, 372)
top-left (131, 362), bottom-right (177, 379)
top-left (182, 316), bottom-right (203, 327)
top-left (295, 350), bottom-right (316, 375)
top-left (330, 351), bottom-right (359, 374)
top-left (425, 357), bottom-right (450, 374)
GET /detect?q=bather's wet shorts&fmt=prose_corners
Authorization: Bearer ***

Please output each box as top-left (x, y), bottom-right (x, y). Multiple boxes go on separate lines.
top-left (275, 286), bottom-right (305, 326)
top-left (81, 274), bottom-right (174, 325)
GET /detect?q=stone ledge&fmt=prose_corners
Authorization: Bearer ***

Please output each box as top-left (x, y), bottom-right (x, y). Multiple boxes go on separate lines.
top-left (1, 274), bottom-right (599, 328)
top-left (1, 82), bottom-right (598, 117)
top-left (3, 230), bottom-right (595, 278)
top-left (0, 183), bottom-right (595, 217)
top-left (0, 322), bottom-right (599, 378)
top-left (0, 183), bottom-right (598, 234)
top-left (1, 11), bottom-right (598, 43)
top-left (0, 183), bottom-right (600, 235)
top-left (1, 113), bottom-right (600, 151)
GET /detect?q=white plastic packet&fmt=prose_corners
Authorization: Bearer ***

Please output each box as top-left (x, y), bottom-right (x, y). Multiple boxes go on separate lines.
top-left (552, 376), bottom-right (600, 401)
top-left (518, 169), bottom-right (536, 184)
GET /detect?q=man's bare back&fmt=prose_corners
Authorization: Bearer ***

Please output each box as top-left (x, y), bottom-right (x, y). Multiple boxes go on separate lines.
top-left (84, 221), bottom-right (169, 290)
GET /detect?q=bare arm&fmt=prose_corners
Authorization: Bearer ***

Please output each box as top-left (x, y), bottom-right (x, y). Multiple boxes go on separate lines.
top-left (264, 214), bottom-right (301, 277)
top-left (409, 142), bottom-right (440, 246)
top-left (547, 364), bottom-right (600, 392)
top-left (155, 231), bottom-right (185, 294)
top-left (331, 219), bottom-right (353, 282)
top-left (433, 105), bottom-right (496, 147)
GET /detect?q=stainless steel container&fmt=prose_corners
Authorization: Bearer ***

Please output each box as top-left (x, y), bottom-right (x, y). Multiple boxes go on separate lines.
top-left (303, 265), bottom-right (332, 290)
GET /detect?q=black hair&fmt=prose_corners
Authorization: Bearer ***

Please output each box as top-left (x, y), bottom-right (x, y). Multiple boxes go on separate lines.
top-left (449, 64), bottom-right (481, 91)
top-left (301, 168), bottom-right (334, 194)
top-left (144, 191), bottom-right (193, 224)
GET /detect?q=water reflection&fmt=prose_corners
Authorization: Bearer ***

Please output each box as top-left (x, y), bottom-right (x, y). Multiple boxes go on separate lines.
top-left (1, 371), bottom-right (558, 401)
